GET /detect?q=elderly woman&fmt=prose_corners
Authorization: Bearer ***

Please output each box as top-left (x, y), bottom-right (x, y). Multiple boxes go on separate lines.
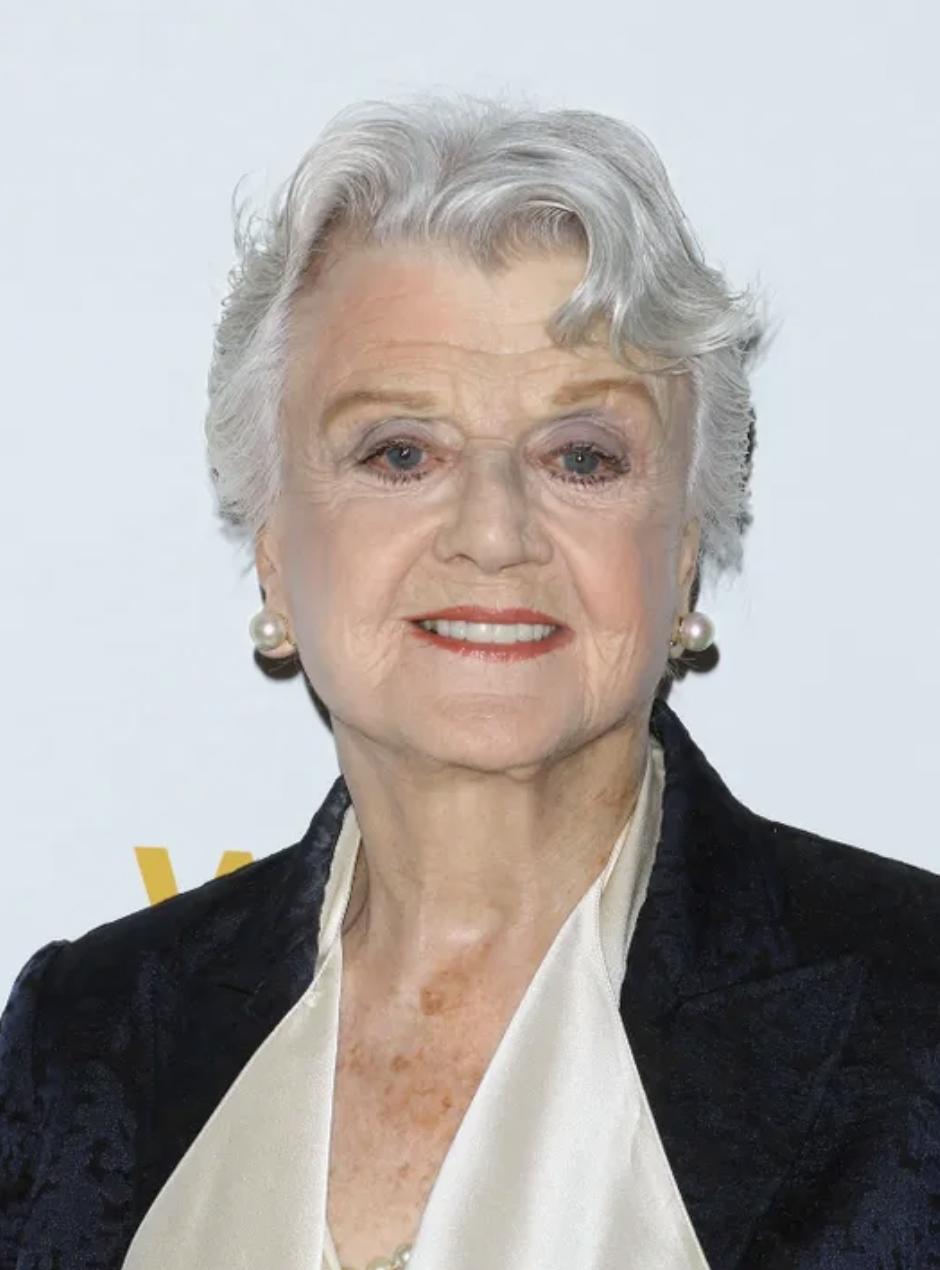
top-left (2, 96), bottom-right (939, 1270)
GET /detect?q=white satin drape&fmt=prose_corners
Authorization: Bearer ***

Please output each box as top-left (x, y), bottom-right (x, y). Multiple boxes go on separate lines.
top-left (122, 742), bottom-right (709, 1270)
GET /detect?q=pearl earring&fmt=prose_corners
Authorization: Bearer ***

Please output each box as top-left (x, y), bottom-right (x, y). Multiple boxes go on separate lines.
top-left (249, 608), bottom-right (290, 653)
top-left (670, 610), bottom-right (715, 658)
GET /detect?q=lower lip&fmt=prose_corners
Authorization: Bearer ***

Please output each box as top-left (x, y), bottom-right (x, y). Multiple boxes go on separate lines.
top-left (409, 622), bottom-right (573, 661)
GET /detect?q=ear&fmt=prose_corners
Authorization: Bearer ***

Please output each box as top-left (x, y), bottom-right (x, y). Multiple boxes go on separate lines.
top-left (677, 519), bottom-right (701, 612)
top-left (253, 525), bottom-right (296, 659)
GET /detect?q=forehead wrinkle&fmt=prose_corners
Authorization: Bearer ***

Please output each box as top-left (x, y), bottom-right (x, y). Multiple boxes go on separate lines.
top-left (319, 327), bottom-right (631, 393)
top-left (294, 281), bottom-right (564, 373)
top-left (296, 335), bottom-right (557, 421)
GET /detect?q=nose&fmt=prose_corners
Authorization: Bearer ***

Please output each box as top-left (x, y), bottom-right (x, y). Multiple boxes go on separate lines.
top-left (431, 446), bottom-right (552, 574)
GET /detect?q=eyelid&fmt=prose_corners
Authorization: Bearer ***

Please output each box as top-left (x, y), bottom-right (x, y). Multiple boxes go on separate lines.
top-left (355, 415), bottom-right (434, 438)
top-left (351, 416), bottom-right (453, 452)
top-left (538, 414), bottom-right (632, 452)
top-left (542, 407), bottom-right (631, 431)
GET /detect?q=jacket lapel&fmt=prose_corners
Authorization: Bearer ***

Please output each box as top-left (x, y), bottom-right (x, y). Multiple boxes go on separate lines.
top-left (135, 776), bottom-right (351, 1225)
top-left (625, 703), bottom-right (865, 1268)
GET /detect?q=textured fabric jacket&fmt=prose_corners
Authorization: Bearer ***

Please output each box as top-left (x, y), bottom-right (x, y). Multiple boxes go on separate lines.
top-left (2, 700), bottom-right (939, 1268)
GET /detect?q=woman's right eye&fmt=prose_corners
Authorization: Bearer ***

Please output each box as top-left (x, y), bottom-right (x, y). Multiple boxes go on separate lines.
top-left (360, 439), bottom-right (432, 484)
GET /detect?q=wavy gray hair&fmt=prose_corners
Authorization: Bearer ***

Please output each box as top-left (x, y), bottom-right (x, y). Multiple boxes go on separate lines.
top-left (206, 95), bottom-right (765, 573)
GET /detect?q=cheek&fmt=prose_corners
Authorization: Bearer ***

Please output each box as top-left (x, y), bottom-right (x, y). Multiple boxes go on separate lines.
top-left (277, 496), bottom-right (419, 644)
top-left (567, 514), bottom-right (680, 638)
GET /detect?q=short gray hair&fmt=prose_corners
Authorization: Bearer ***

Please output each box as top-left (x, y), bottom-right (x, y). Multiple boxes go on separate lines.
top-left (206, 94), bottom-right (765, 572)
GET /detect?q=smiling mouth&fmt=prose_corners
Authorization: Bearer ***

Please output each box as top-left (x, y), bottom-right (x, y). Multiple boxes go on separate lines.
top-left (414, 618), bottom-right (559, 645)
top-left (407, 615), bottom-right (572, 660)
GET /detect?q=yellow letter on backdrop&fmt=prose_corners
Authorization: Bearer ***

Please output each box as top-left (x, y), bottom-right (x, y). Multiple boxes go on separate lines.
top-left (135, 848), bottom-right (255, 906)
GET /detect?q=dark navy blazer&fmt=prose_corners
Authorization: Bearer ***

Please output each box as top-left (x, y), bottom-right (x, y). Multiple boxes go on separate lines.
top-left (2, 701), bottom-right (940, 1268)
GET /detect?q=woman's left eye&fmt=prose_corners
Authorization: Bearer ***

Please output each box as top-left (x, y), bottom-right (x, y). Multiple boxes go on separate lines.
top-left (550, 442), bottom-right (630, 485)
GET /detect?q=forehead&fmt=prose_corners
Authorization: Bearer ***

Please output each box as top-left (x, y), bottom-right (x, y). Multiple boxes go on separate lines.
top-left (285, 244), bottom-right (678, 422)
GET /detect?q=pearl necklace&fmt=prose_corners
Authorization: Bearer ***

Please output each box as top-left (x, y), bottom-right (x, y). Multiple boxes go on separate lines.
top-left (341, 1241), bottom-right (413, 1270)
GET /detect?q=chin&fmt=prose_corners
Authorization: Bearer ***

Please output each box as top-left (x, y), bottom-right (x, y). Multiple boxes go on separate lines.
top-left (400, 710), bottom-right (571, 775)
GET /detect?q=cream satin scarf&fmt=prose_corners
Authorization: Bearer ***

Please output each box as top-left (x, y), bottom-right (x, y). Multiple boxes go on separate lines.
top-left (122, 743), bottom-right (709, 1270)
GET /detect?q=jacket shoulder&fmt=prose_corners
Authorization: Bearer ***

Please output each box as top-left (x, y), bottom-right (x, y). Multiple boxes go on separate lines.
top-left (9, 772), bottom-right (351, 1046)
top-left (38, 838), bottom-right (309, 1007)
top-left (755, 811), bottom-right (940, 978)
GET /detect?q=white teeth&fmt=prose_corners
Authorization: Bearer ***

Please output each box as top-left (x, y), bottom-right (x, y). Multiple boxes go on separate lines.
top-left (418, 620), bottom-right (558, 644)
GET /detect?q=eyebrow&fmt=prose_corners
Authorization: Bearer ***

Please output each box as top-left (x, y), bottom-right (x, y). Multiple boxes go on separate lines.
top-left (319, 375), bottom-right (656, 430)
top-left (321, 388), bottom-right (439, 430)
top-left (549, 375), bottom-right (657, 410)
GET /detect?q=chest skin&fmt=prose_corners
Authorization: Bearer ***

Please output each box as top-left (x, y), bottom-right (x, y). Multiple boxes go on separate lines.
top-left (325, 938), bottom-right (538, 1269)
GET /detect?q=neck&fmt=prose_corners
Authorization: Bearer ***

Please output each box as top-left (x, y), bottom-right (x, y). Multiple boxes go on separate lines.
top-left (332, 712), bottom-right (651, 993)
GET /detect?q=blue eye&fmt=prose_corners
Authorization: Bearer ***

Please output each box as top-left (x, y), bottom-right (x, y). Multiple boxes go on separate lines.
top-left (360, 439), bottom-right (431, 484)
top-left (562, 446), bottom-right (602, 477)
top-left (553, 443), bottom-right (629, 485)
top-left (385, 443), bottom-right (423, 471)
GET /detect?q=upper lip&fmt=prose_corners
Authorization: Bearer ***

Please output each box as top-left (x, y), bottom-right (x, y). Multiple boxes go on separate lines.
top-left (409, 606), bottom-right (564, 626)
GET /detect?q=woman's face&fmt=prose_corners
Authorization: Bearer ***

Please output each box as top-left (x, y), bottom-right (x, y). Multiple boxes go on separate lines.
top-left (261, 244), bottom-right (699, 773)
